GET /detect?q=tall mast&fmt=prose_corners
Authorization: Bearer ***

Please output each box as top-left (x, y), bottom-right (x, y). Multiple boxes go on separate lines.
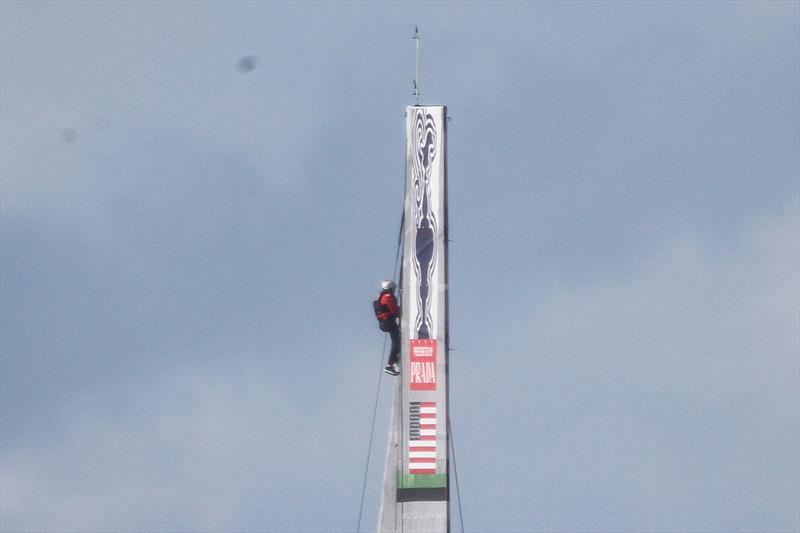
top-left (377, 30), bottom-right (449, 529)
top-left (413, 26), bottom-right (420, 105)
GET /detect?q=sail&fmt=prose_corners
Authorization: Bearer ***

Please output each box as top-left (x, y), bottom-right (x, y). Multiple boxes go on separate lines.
top-left (378, 105), bottom-right (449, 532)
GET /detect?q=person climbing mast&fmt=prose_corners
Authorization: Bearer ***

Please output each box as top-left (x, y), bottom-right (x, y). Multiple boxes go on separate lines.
top-left (374, 280), bottom-right (401, 375)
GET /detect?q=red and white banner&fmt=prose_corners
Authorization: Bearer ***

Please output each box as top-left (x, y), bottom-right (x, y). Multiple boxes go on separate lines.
top-left (409, 339), bottom-right (437, 391)
top-left (408, 401), bottom-right (437, 474)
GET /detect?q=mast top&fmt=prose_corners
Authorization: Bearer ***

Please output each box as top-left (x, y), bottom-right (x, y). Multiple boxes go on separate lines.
top-left (413, 26), bottom-right (420, 105)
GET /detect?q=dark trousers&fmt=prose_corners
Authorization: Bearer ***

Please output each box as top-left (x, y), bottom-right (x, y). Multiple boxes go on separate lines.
top-left (380, 319), bottom-right (400, 366)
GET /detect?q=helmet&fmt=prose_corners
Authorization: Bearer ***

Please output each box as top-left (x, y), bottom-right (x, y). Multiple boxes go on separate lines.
top-left (381, 280), bottom-right (397, 291)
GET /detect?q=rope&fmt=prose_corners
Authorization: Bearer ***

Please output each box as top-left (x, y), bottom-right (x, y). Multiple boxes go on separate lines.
top-left (356, 336), bottom-right (387, 532)
top-left (448, 416), bottom-right (465, 533)
top-left (356, 203), bottom-right (405, 532)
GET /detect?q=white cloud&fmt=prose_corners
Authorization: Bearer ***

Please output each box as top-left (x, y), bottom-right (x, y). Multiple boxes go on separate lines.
top-left (453, 197), bottom-right (799, 531)
top-left (1, 344), bottom-right (380, 532)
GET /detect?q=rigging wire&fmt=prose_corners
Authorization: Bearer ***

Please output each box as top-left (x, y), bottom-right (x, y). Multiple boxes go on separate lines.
top-left (356, 205), bottom-right (405, 532)
top-left (448, 416), bottom-right (465, 533)
top-left (356, 337), bottom-right (386, 533)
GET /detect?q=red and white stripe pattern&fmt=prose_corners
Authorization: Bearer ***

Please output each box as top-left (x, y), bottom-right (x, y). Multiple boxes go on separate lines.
top-left (408, 401), bottom-right (437, 474)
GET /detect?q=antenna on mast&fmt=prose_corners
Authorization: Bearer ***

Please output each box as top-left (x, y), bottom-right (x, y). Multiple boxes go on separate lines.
top-left (413, 25), bottom-right (420, 105)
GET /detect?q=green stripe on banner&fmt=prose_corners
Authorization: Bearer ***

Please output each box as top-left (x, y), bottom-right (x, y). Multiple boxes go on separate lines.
top-left (398, 473), bottom-right (447, 489)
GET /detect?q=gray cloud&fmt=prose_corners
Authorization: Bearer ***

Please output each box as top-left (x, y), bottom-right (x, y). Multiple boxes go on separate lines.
top-left (1, 346), bottom-right (380, 531)
top-left (1, 2), bottom-right (797, 531)
top-left (3, 199), bottom-right (795, 532)
top-left (452, 197), bottom-right (799, 531)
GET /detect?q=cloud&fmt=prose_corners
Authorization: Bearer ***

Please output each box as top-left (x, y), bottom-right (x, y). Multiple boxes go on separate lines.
top-left (0, 2), bottom-right (355, 228)
top-left (1, 342), bottom-right (381, 532)
top-left (452, 197), bottom-right (799, 531)
top-left (1, 3), bottom-right (796, 532)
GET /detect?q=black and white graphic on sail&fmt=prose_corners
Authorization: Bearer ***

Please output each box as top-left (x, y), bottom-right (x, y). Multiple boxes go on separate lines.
top-left (411, 109), bottom-right (438, 340)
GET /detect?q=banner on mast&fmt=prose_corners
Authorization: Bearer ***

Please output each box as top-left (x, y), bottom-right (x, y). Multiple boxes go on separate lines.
top-left (399, 105), bottom-right (448, 500)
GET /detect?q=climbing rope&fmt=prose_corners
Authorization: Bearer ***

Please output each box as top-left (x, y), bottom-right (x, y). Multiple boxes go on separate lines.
top-left (356, 336), bottom-right (386, 533)
top-left (356, 204), bottom-right (405, 532)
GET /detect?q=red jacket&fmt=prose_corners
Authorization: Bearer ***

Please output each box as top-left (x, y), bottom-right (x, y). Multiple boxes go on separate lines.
top-left (377, 291), bottom-right (400, 321)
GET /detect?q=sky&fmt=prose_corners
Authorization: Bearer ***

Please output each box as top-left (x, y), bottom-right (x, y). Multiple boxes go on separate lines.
top-left (1, 1), bottom-right (798, 532)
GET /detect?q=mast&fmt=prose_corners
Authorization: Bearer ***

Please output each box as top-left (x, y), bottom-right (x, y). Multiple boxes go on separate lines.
top-left (377, 103), bottom-right (450, 533)
top-left (413, 26), bottom-right (420, 105)
top-left (378, 27), bottom-right (450, 531)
